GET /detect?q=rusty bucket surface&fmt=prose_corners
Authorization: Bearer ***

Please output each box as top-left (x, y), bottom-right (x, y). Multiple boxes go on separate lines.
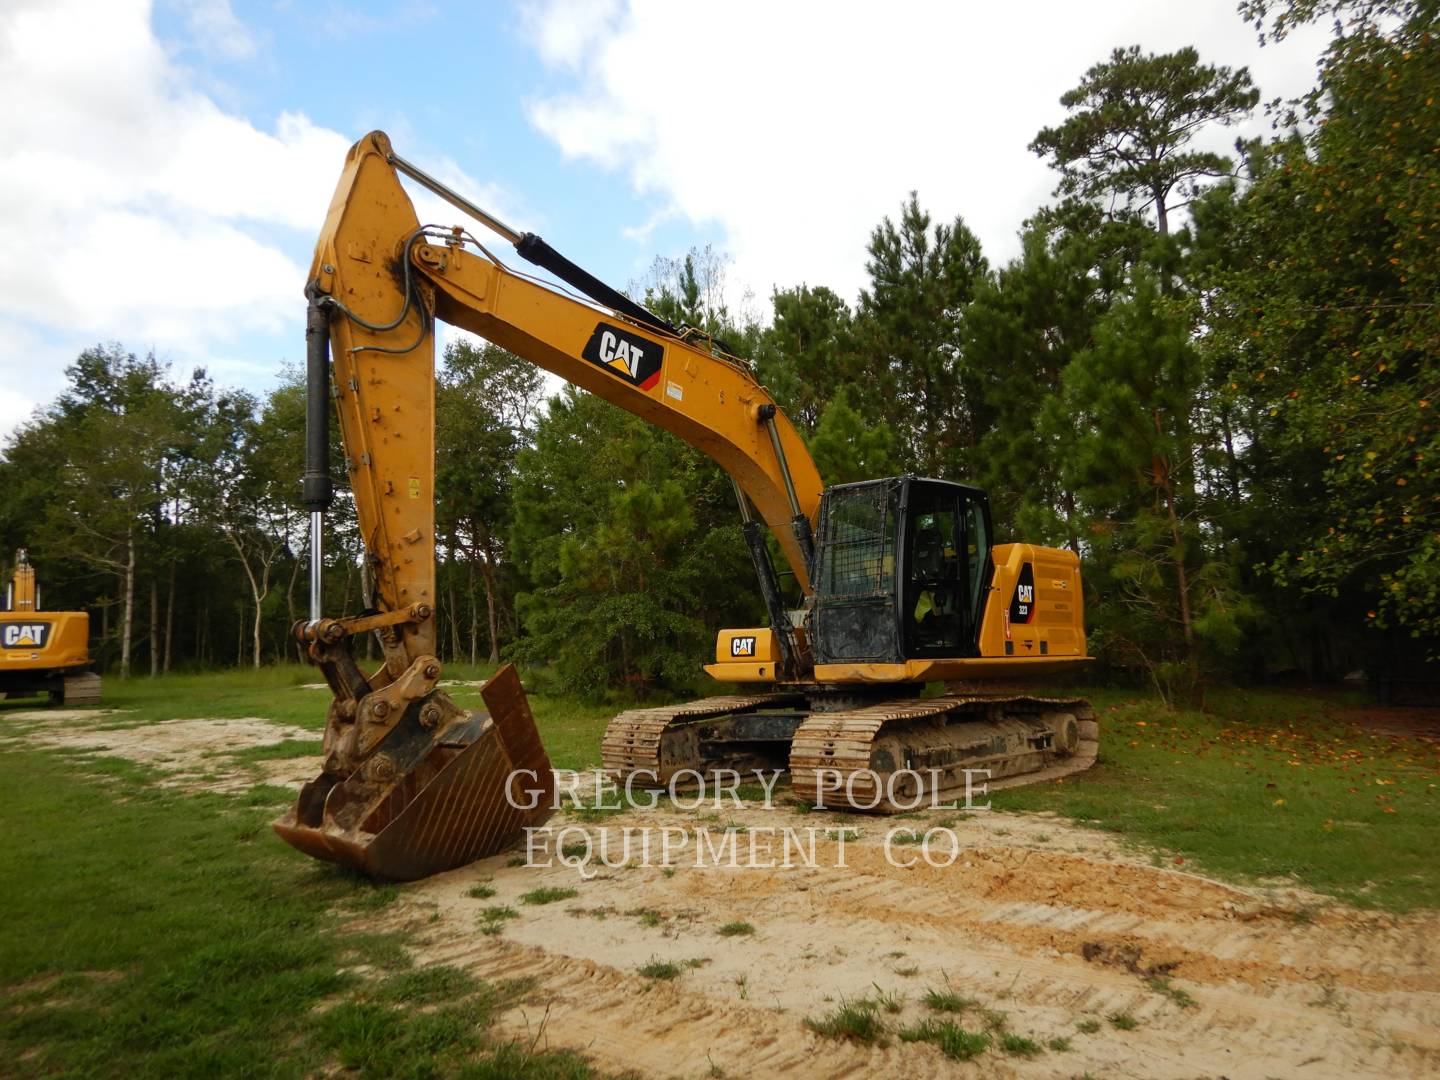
top-left (274, 664), bottom-right (555, 881)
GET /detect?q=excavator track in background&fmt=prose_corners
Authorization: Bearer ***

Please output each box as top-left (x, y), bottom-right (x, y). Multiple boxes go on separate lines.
top-left (602, 693), bottom-right (808, 785)
top-left (59, 672), bottom-right (103, 706)
top-left (790, 695), bottom-right (1097, 811)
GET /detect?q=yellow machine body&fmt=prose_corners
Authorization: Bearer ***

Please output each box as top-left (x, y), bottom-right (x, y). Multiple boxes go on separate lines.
top-left (0, 551), bottom-right (100, 705)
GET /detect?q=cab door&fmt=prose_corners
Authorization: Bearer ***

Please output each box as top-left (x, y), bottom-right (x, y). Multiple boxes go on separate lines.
top-left (903, 483), bottom-right (965, 657)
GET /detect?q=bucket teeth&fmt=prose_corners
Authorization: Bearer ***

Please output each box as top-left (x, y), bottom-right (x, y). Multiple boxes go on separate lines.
top-left (274, 664), bottom-right (554, 881)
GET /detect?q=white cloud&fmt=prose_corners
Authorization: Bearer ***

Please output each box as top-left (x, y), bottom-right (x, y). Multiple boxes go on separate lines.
top-left (0, 0), bottom-right (352, 441)
top-left (522, 0), bottom-right (1333, 305)
top-left (171, 0), bottom-right (260, 61)
top-left (518, 0), bottom-right (621, 70)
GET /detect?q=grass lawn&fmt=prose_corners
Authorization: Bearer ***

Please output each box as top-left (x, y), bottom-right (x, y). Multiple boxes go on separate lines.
top-left (1, 668), bottom-right (1435, 1074)
top-left (0, 666), bottom-right (628, 1078)
top-left (991, 686), bottom-right (1440, 912)
top-left (0, 744), bottom-right (617, 1078)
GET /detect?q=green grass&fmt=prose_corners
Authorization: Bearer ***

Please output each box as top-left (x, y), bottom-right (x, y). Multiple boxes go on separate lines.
top-left (636, 959), bottom-right (683, 981)
top-left (921, 987), bottom-right (976, 1013)
top-left (1145, 975), bottom-right (1198, 1008)
top-left (887, 829), bottom-right (927, 845)
top-left (1108, 1012), bottom-right (1140, 1030)
top-left (520, 887), bottom-right (579, 906)
top-left (989, 686), bottom-right (1440, 912)
top-left (0, 747), bottom-right (616, 1078)
top-left (898, 1018), bottom-right (990, 1061)
top-left (1076, 1018), bottom-right (1102, 1034)
top-left (231, 738), bottom-right (324, 764)
top-left (717, 921), bottom-right (754, 937)
top-left (998, 1032), bottom-right (1043, 1056)
top-left (870, 983), bottom-right (904, 1014)
top-left (467, 883), bottom-right (498, 899)
top-left (23, 667), bottom-right (1440, 913)
top-left (805, 998), bottom-right (887, 1045)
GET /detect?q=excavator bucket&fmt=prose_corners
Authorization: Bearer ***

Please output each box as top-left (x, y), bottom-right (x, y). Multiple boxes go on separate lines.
top-left (274, 665), bottom-right (554, 881)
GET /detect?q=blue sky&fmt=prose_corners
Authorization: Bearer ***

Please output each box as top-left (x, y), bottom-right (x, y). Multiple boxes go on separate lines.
top-left (0, 0), bottom-right (1332, 440)
top-left (147, 1), bottom-right (725, 286)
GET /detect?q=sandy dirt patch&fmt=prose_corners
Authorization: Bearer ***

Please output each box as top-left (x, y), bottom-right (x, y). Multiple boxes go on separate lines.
top-left (356, 792), bottom-right (1439, 1080)
top-left (6, 710), bottom-right (320, 794)
top-left (11, 709), bottom-right (1436, 1077)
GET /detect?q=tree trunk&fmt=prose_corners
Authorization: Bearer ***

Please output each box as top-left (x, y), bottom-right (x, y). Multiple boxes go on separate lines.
top-left (120, 527), bottom-right (135, 680)
top-left (252, 570), bottom-right (266, 670)
top-left (1163, 479), bottom-right (1201, 707)
top-left (149, 575), bottom-right (159, 677)
top-left (286, 547), bottom-right (304, 662)
top-left (1063, 489), bottom-right (1080, 553)
top-left (446, 549), bottom-right (462, 663)
top-left (163, 560), bottom-right (176, 673)
top-left (1220, 405), bottom-right (1242, 503)
top-left (468, 559), bottom-right (478, 667)
top-left (477, 535), bottom-right (501, 664)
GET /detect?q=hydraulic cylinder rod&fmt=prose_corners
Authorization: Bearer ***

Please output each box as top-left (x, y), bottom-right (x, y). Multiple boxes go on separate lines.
top-left (759, 404), bottom-right (817, 579)
top-left (303, 287), bottom-right (334, 625)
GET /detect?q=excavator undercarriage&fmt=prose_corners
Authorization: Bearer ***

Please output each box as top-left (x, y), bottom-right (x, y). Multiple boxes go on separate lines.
top-left (602, 687), bottom-right (1098, 811)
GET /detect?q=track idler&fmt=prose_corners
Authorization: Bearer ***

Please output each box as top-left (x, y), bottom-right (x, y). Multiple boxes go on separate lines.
top-left (274, 655), bottom-right (554, 881)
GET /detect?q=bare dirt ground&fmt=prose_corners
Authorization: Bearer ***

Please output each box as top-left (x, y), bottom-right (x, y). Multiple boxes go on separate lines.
top-left (11, 710), bottom-right (1439, 1078)
top-left (3, 709), bottom-right (318, 793)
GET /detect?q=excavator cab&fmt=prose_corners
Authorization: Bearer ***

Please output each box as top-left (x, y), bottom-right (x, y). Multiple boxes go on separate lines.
top-left (810, 478), bottom-right (993, 666)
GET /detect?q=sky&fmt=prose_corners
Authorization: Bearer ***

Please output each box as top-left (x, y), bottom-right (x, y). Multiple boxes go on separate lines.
top-left (0, 0), bottom-right (1334, 443)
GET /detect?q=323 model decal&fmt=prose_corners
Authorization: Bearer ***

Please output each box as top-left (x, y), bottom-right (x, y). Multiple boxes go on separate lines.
top-left (581, 322), bottom-right (664, 391)
top-left (1008, 563), bottom-right (1036, 625)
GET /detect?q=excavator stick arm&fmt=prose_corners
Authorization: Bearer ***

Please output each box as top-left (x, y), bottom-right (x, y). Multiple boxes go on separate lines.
top-left (275, 135), bottom-right (557, 879)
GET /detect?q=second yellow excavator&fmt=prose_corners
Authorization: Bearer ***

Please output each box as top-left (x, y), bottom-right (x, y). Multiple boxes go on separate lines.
top-left (1, 549), bottom-right (101, 707)
top-left (277, 131), bottom-right (1097, 880)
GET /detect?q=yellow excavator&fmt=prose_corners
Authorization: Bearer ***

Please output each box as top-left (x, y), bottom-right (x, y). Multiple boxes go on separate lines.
top-left (276, 131), bottom-right (1096, 880)
top-left (1, 549), bottom-right (101, 706)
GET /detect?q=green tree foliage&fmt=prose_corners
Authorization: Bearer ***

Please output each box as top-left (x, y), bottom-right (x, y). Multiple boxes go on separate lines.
top-left (807, 388), bottom-right (897, 486)
top-left (1030, 45), bottom-right (1259, 236)
top-left (1059, 274), bottom-right (1255, 702)
top-left (1212, 0), bottom-right (1439, 648)
top-left (754, 285), bottom-right (853, 435)
top-left (435, 338), bottom-right (544, 662)
top-left (508, 388), bottom-right (756, 696)
top-left (963, 215), bottom-right (1118, 547)
top-left (852, 194), bottom-right (989, 475)
top-left (1, 346), bottom-right (212, 678)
